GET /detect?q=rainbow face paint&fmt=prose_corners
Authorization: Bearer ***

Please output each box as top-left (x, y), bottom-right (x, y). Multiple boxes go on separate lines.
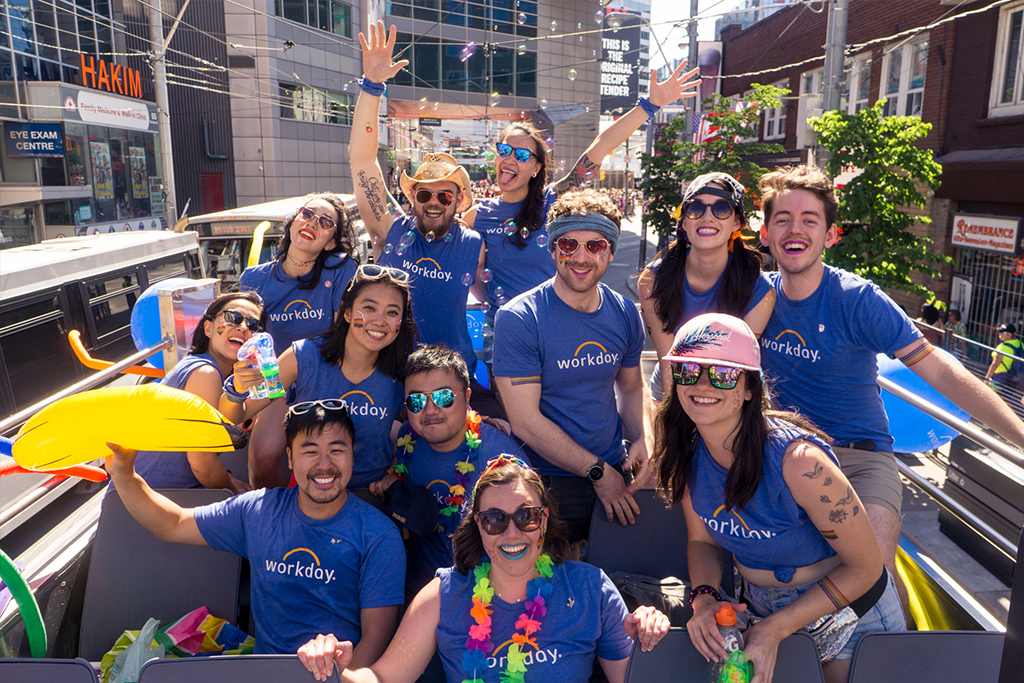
top-left (352, 311), bottom-right (365, 328)
top-left (215, 325), bottom-right (227, 335)
top-left (557, 251), bottom-right (572, 265)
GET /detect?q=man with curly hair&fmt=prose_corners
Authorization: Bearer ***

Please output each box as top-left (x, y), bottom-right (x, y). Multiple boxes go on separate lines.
top-left (492, 189), bottom-right (652, 543)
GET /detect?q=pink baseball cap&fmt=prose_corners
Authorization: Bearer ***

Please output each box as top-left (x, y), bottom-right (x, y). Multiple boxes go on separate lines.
top-left (662, 313), bottom-right (761, 371)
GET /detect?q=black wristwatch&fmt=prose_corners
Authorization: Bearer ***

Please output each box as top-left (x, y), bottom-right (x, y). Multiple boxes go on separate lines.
top-left (587, 459), bottom-right (605, 482)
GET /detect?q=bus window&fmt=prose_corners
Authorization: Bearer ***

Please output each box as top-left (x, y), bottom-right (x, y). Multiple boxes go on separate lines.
top-left (146, 256), bottom-right (192, 287)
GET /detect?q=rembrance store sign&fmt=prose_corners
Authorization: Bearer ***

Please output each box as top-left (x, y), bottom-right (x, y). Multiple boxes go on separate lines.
top-left (951, 213), bottom-right (1021, 255)
top-left (5, 123), bottom-right (65, 158)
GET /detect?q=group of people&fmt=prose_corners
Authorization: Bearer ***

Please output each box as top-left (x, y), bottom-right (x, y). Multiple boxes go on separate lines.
top-left (100, 19), bottom-right (1024, 683)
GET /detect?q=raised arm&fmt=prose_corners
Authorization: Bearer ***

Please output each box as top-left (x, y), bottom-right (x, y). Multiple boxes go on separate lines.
top-left (351, 21), bottom-right (408, 255)
top-left (552, 60), bottom-right (700, 195)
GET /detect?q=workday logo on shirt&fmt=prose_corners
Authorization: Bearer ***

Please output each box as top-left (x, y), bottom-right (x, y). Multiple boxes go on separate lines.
top-left (401, 257), bottom-right (453, 282)
top-left (264, 547), bottom-right (335, 584)
top-left (485, 640), bottom-right (562, 672)
top-left (339, 390), bottom-right (390, 419)
top-left (555, 341), bottom-right (620, 370)
top-left (700, 505), bottom-right (776, 540)
top-left (269, 299), bottom-right (327, 324)
top-left (761, 329), bottom-right (820, 363)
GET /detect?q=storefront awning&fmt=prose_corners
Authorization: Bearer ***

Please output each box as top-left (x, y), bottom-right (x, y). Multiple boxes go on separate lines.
top-left (935, 147), bottom-right (1024, 203)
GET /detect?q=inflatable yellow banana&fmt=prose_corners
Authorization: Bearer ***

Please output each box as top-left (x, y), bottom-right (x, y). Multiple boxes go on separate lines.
top-left (12, 384), bottom-right (247, 471)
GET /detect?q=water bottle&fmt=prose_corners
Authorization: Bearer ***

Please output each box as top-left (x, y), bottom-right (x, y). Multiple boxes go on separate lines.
top-left (238, 333), bottom-right (285, 399)
top-left (717, 650), bottom-right (751, 683)
top-left (710, 604), bottom-right (744, 683)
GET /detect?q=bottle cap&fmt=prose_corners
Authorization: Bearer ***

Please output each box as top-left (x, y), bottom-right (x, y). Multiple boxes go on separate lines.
top-left (715, 603), bottom-right (736, 626)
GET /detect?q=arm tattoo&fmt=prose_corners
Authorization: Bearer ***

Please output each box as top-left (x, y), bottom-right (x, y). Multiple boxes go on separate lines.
top-left (356, 170), bottom-right (387, 222)
top-left (817, 575), bottom-right (850, 609)
top-left (835, 487), bottom-right (855, 507)
top-left (828, 508), bottom-right (849, 524)
top-left (802, 462), bottom-right (824, 479)
top-left (824, 476), bottom-right (832, 486)
top-left (559, 155), bottom-right (599, 191)
top-left (820, 495), bottom-right (831, 503)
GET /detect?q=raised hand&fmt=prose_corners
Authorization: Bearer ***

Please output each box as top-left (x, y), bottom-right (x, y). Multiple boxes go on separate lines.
top-left (359, 20), bottom-right (410, 84)
top-left (648, 59), bottom-right (701, 108)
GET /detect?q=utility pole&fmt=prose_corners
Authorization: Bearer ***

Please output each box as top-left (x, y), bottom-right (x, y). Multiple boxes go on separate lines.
top-left (148, 0), bottom-right (184, 227)
top-left (818, 0), bottom-right (850, 168)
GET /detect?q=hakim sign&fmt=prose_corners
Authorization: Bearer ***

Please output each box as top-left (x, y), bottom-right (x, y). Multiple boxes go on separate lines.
top-left (600, 10), bottom-right (642, 115)
top-left (79, 54), bottom-right (144, 99)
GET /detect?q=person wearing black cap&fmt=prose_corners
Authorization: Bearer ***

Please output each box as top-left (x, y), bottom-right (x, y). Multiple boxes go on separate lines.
top-left (986, 323), bottom-right (1023, 390)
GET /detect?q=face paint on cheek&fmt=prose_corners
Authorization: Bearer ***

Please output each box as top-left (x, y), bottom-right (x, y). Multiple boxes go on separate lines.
top-left (352, 311), bottom-right (365, 329)
top-left (557, 251), bottom-right (572, 265)
top-left (733, 391), bottom-right (742, 411)
top-left (215, 325), bottom-right (227, 335)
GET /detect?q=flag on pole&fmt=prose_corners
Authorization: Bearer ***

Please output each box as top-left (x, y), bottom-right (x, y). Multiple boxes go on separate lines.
top-left (692, 114), bottom-right (720, 163)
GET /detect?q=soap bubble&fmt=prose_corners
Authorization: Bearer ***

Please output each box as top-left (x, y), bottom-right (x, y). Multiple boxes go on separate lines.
top-left (489, 92), bottom-right (501, 107)
top-left (481, 302), bottom-right (490, 314)
top-left (443, 232), bottom-right (453, 242)
top-left (568, 68), bottom-right (577, 81)
top-left (520, 227), bottom-right (529, 239)
top-left (462, 273), bottom-right (473, 286)
top-left (585, 106), bottom-right (591, 113)
top-left (539, 99), bottom-right (548, 110)
top-left (497, 294), bottom-right (508, 306)
top-left (481, 325), bottom-right (494, 340)
top-left (549, 20), bottom-right (558, 31)
top-left (517, 43), bottom-right (526, 56)
top-left (425, 231), bottom-right (435, 242)
top-left (342, 82), bottom-right (350, 91)
top-left (518, 12), bottom-right (526, 24)
top-left (536, 234), bottom-right (548, 247)
top-left (371, 234), bottom-right (379, 244)
top-left (577, 22), bottom-right (582, 29)
top-left (594, 10), bottom-right (603, 25)
top-left (395, 244), bottom-right (407, 255)
top-left (481, 269), bottom-right (493, 283)
top-left (502, 218), bottom-right (517, 235)
top-left (495, 286), bottom-right (504, 299)
top-left (545, 137), bottom-right (554, 149)
top-left (459, 42), bottom-right (478, 63)
top-left (383, 244), bottom-right (393, 254)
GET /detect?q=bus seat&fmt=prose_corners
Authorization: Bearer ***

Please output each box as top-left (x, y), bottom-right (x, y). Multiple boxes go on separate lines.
top-left (78, 489), bottom-right (242, 661)
top-left (138, 654), bottom-right (338, 682)
top-left (624, 628), bottom-right (823, 683)
top-left (0, 657), bottom-right (99, 683)
top-left (848, 631), bottom-right (1004, 682)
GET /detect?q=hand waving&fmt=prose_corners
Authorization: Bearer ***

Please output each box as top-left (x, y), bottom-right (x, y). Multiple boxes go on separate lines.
top-left (648, 59), bottom-right (701, 108)
top-left (359, 20), bottom-right (410, 84)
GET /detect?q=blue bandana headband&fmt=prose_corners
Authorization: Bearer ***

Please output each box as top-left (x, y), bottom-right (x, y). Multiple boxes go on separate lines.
top-left (546, 213), bottom-right (620, 253)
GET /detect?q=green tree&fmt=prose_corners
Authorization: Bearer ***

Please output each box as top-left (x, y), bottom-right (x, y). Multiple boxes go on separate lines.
top-left (639, 84), bottom-right (789, 238)
top-left (809, 100), bottom-right (948, 297)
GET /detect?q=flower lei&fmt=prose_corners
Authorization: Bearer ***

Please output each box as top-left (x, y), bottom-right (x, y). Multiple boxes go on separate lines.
top-left (389, 410), bottom-right (482, 517)
top-left (462, 553), bottom-right (555, 683)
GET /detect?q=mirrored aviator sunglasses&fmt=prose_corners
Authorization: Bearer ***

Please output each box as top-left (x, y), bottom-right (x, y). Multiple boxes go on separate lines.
top-left (671, 362), bottom-right (742, 390)
top-left (404, 388), bottom-right (456, 413)
top-left (220, 309), bottom-right (265, 333)
top-left (495, 142), bottom-right (535, 163)
top-left (476, 506), bottom-right (545, 535)
top-left (683, 199), bottom-right (735, 221)
top-left (289, 398), bottom-right (347, 416)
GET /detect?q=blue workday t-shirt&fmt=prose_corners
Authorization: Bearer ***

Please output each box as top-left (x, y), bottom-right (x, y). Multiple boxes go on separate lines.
top-left (194, 487), bottom-right (405, 654)
top-left (398, 422), bottom-right (525, 592)
top-left (239, 254), bottom-right (357, 355)
top-left (492, 281), bottom-right (645, 476)
top-left (378, 216), bottom-right (482, 376)
top-left (760, 266), bottom-right (922, 451)
top-left (435, 562), bottom-right (632, 683)
top-left (291, 339), bottom-right (404, 488)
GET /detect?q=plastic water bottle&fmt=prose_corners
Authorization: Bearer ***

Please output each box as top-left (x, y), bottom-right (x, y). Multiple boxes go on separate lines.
top-left (717, 650), bottom-right (751, 683)
top-left (710, 604), bottom-right (745, 683)
top-left (238, 333), bottom-right (285, 399)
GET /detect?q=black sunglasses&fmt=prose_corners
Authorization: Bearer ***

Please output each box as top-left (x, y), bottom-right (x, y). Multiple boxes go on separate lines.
top-left (671, 362), bottom-right (743, 390)
top-left (297, 206), bottom-right (337, 232)
top-left (496, 142), bottom-right (536, 163)
top-left (405, 388), bottom-right (456, 413)
top-left (357, 264), bottom-right (410, 282)
top-left (288, 398), bottom-right (347, 416)
top-left (219, 309), bottom-right (264, 333)
top-left (683, 199), bottom-right (736, 221)
top-left (415, 189), bottom-right (455, 206)
top-left (476, 506), bottom-right (545, 535)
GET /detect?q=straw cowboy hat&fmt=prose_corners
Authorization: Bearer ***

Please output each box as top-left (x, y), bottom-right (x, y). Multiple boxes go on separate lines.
top-left (399, 153), bottom-right (474, 213)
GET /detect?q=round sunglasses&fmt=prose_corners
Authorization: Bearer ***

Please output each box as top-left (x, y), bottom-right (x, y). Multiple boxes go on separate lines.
top-left (357, 264), bottom-right (410, 283)
top-left (405, 388), bottom-right (456, 413)
top-left (495, 142), bottom-right (537, 163)
top-left (476, 506), bottom-right (545, 535)
top-left (289, 398), bottom-right (347, 416)
top-left (671, 362), bottom-right (743, 390)
top-left (555, 236), bottom-right (610, 257)
top-left (682, 199), bottom-right (736, 221)
top-left (219, 309), bottom-right (265, 333)
top-left (415, 189), bottom-right (455, 206)
top-left (297, 206), bottom-right (337, 232)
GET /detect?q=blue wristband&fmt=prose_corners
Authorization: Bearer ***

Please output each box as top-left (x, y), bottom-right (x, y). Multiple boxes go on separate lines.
top-left (223, 375), bottom-right (248, 403)
top-left (358, 77), bottom-right (386, 97)
top-left (638, 96), bottom-right (660, 120)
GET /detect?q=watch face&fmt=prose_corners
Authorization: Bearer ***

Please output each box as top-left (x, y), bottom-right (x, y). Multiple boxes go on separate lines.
top-left (588, 463), bottom-right (604, 481)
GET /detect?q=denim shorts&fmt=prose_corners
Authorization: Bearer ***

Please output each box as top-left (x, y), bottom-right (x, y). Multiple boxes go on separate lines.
top-left (742, 569), bottom-right (906, 660)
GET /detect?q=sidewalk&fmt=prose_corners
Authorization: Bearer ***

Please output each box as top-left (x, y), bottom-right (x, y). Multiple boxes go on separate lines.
top-left (600, 212), bottom-right (661, 303)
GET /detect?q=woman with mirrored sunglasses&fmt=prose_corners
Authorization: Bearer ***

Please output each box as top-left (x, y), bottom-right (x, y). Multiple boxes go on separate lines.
top-left (222, 266), bottom-right (417, 490)
top-left (639, 172), bottom-right (776, 401)
top-left (298, 456), bottom-right (671, 683)
top-left (653, 314), bottom-right (904, 683)
top-left (108, 292), bottom-right (266, 499)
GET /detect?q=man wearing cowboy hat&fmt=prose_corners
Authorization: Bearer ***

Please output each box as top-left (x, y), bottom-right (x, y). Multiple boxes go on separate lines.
top-left (349, 22), bottom-right (487, 388)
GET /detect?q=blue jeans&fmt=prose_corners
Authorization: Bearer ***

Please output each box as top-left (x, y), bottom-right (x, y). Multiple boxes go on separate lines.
top-left (742, 569), bottom-right (906, 660)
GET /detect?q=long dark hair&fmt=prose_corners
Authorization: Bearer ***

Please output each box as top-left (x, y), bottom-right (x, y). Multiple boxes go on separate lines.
top-left (452, 461), bottom-right (571, 574)
top-left (275, 193), bottom-right (358, 290)
top-left (317, 269), bottom-right (416, 380)
top-left (189, 290), bottom-right (267, 355)
top-left (498, 122), bottom-right (551, 249)
top-left (647, 188), bottom-right (763, 334)
top-left (653, 371), bottom-right (829, 511)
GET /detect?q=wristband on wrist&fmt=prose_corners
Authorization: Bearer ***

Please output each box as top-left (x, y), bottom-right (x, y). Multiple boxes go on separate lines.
top-left (358, 76), bottom-right (386, 97)
top-left (637, 96), bottom-right (660, 120)
top-left (688, 584), bottom-right (721, 607)
top-left (223, 375), bottom-right (248, 403)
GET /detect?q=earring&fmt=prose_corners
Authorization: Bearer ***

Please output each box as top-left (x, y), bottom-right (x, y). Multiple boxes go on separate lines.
top-left (537, 529), bottom-right (546, 549)
top-left (532, 172), bottom-right (538, 178)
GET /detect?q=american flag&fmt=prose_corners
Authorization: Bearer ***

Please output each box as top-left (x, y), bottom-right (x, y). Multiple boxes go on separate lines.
top-left (692, 113), bottom-right (720, 163)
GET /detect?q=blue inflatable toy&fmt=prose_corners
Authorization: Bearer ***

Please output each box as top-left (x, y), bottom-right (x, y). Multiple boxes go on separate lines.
top-left (129, 278), bottom-right (195, 369)
top-left (877, 350), bottom-right (970, 453)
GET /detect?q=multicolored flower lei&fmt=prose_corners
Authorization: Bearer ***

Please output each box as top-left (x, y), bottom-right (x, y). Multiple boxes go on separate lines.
top-left (462, 553), bottom-right (554, 683)
top-left (389, 410), bottom-right (482, 517)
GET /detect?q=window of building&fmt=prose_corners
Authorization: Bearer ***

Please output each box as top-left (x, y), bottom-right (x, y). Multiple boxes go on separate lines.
top-left (393, 31), bottom-right (536, 97)
top-left (844, 54), bottom-right (871, 113)
top-left (763, 80), bottom-right (786, 140)
top-left (200, 172), bottom-right (225, 212)
top-left (275, 0), bottom-right (352, 37)
top-left (991, 1), bottom-right (1024, 117)
top-left (279, 83), bottom-right (354, 125)
top-left (388, 0), bottom-right (536, 37)
top-left (801, 68), bottom-right (823, 98)
top-left (882, 37), bottom-right (927, 117)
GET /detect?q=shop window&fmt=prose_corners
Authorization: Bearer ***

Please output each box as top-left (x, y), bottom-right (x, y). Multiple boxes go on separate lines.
top-left (44, 201), bottom-right (74, 225)
top-left (0, 125), bottom-right (38, 183)
top-left (846, 55), bottom-right (872, 113)
top-left (279, 83), bottom-right (353, 125)
top-left (201, 172), bottom-right (225, 212)
top-left (882, 37), bottom-right (927, 117)
top-left (991, 1), bottom-right (1024, 117)
top-left (41, 157), bottom-right (67, 186)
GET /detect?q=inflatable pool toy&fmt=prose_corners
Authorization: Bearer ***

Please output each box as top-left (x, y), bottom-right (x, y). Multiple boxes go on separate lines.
top-left (10, 384), bottom-right (246, 471)
top-left (877, 350), bottom-right (970, 453)
top-left (130, 278), bottom-right (196, 370)
top-left (0, 548), bottom-right (46, 657)
top-left (0, 457), bottom-right (108, 482)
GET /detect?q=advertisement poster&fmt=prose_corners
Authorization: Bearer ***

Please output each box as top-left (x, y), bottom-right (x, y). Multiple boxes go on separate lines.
top-left (600, 11), bottom-right (643, 115)
top-left (149, 176), bottom-right (165, 215)
top-left (130, 147), bottom-right (148, 198)
top-left (90, 141), bottom-right (114, 199)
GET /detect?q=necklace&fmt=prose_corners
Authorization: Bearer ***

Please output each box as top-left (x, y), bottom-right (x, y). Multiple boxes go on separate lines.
top-left (390, 410), bottom-right (482, 518)
top-left (287, 253), bottom-right (316, 267)
top-left (463, 553), bottom-right (554, 683)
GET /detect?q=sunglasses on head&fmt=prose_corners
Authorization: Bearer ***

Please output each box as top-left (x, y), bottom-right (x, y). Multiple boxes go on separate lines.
top-left (495, 142), bottom-right (537, 163)
top-left (357, 264), bottom-right (410, 282)
top-left (415, 189), bottom-right (455, 206)
top-left (556, 236), bottom-right (610, 257)
top-left (297, 206), bottom-right (337, 232)
top-left (683, 199), bottom-right (736, 221)
top-left (288, 398), bottom-right (347, 416)
top-left (476, 506), bottom-right (545, 535)
top-left (405, 388), bottom-right (457, 413)
top-left (672, 362), bottom-right (743, 390)
top-left (219, 309), bottom-right (264, 333)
